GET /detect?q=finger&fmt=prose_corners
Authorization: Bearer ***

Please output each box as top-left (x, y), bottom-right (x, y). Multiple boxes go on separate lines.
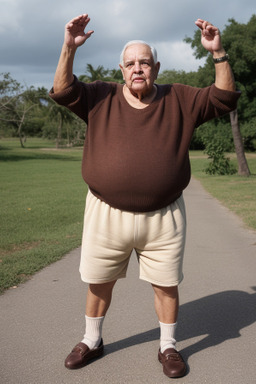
top-left (68, 14), bottom-right (90, 29)
top-left (202, 20), bottom-right (211, 30)
top-left (72, 14), bottom-right (89, 24)
top-left (67, 16), bottom-right (91, 34)
top-left (79, 14), bottom-right (91, 26)
top-left (195, 19), bottom-right (204, 29)
top-left (206, 24), bottom-right (219, 33)
top-left (85, 30), bottom-right (94, 39)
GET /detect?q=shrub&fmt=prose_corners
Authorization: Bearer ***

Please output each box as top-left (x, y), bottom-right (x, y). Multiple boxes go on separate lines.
top-left (191, 120), bottom-right (234, 151)
top-left (204, 141), bottom-right (237, 175)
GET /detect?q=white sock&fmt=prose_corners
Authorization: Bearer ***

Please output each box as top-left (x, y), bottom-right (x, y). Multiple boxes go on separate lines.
top-left (81, 315), bottom-right (104, 350)
top-left (159, 321), bottom-right (177, 353)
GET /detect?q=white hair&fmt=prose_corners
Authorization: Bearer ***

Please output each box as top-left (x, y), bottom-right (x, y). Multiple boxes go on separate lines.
top-left (119, 40), bottom-right (158, 66)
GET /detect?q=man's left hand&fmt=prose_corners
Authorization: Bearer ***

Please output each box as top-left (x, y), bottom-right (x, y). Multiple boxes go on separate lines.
top-left (195, 19), bottom-right (223, 54)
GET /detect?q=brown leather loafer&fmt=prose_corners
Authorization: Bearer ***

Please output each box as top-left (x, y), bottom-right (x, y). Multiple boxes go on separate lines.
top-left (158, 348), bottom-right (186, 378)
top-left (65, 339), bottom-right (104, 369)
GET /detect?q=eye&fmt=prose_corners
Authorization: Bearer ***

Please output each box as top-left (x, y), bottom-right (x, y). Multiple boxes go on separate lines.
top-left (141, 62), bottom-right (150, 68)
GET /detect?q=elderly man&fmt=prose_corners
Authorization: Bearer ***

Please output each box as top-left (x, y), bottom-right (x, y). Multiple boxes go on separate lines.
top-left (49, 14), bottom-right (240, 378)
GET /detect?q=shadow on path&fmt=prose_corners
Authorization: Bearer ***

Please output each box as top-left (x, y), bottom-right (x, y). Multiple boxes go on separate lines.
top-left (105, 288), bottom-right (256, 362)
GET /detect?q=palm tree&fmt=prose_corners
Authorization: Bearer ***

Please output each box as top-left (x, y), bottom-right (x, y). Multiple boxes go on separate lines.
top-left (79, 64), bottom-right (124, 83)
top-left (79, 64), bottom-right (109, 83)
top-left (48, 102), bottom-right (75, 148)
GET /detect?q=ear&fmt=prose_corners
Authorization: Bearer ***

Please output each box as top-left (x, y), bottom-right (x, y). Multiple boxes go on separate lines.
top-left (155, 61), bottom-right (161, 79)
top-left (119, 64), bottom-right (125, 80)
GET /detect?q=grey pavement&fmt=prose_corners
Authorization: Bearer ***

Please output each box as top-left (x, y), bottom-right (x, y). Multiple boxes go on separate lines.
top-left (1, 178), bottom-right (256, 384)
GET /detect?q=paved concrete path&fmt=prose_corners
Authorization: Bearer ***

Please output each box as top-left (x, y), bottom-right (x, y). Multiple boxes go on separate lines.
top-left (1, 178), bottom-right (256, 384)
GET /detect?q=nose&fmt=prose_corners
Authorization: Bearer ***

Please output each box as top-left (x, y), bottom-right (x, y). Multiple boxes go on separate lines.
top-left (134, 62), bottom-right (143, 73)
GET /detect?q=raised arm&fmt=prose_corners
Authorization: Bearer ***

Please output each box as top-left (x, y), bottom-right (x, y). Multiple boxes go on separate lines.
top-left (53, 14), bottom-right (94, 93)
top-left (195, 19), bottom-right (235, 91)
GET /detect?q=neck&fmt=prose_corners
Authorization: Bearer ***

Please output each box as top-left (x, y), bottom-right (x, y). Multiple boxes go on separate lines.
top-left (124, 84), bottom-right (157, 104)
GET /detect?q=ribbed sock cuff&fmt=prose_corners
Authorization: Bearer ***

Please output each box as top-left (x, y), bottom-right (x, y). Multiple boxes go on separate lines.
top-left (81, 315), bottom-right (104, 350)
top-left (159, 321), bottom-right (177, 353)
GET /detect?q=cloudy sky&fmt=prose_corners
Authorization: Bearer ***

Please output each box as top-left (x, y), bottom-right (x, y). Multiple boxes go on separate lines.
top-left (0, 0), bottom-right (255, 90)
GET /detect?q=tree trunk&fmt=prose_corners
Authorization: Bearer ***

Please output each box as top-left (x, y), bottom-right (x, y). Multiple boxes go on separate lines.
top-left (17, 103), bottom-right (36, 148)
top-left (229, 109), bottom-right (250, 176)
top-left (56, 113), bottom-right (63, 149)
top-left (18, 113), bottom-right (25, 148)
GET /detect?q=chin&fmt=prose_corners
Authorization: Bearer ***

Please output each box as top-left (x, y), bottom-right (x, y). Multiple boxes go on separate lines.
top-left (132, 83), bottom-right (147, 91)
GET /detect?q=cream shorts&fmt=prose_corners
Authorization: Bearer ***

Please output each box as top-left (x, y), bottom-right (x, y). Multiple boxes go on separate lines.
top-left (79, 190), bottom-right (186, 287)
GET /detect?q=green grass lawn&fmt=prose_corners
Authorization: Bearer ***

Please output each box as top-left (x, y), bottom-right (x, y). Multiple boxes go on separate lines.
top-left (0, 138), bottom-right (87, 293)
top-left (1, 139), bottom-right (255, 293)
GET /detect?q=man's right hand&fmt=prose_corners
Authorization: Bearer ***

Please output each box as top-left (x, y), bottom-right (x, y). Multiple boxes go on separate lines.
top-left (52, 14), bottom-right (94, 92)
top-left (64, 14), bottom-right (94, 49)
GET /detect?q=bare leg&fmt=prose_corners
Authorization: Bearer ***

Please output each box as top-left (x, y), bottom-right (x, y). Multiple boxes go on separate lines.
top-left (64, 281), bottom-right (117, 369)
top-left (153, 284), bottom-right (187, 377)
top-left (85, 280), bottom-right (117, 317)
top-left (152, 284), bottom-right (179, 323)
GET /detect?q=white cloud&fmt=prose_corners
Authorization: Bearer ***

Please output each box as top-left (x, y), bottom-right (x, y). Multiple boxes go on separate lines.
top-left (157, 41), bottom-right (206, 72)
top-left (0, 0), bottom-right (254, 88)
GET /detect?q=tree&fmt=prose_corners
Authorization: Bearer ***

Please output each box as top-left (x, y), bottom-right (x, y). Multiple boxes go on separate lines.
top-left (0, 73), bottom-right (22, 138)
top-left (48, 100), bottom-right (75, 148)
top-left (107, 69), bottom-right (123, 83)
top-left (0, 72), bottom-right (21, 98)
top-left (0, 73), bottom-right (84, 146)
top-left (0, 73), bottom-right (39, 147)
top-left (79, 64), bottom-right (123, 83)
top-left (157, 69), bottom-right (200, 87)
top-left (222, 16), bottom-right (256, 122)
top-left (79, 64), bottom-right (109, 82)
top-left (184, 16), bottom-right (256, 176)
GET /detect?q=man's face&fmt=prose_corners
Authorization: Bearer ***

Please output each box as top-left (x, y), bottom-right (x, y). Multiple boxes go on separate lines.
top-left (119, 43), bottom-right (160, 97)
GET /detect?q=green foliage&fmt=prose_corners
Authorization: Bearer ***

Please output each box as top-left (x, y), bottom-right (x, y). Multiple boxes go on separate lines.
top-left (184, 30), bottom-right (207, 59)
top-left (240, 118), bottom-right (256, 152)
top-left (0, 66), bottom-right (124, 147)
top-left (192, 120), bottom-right (235, 152)
top-left (79, 64), bottom-right (109, 82)
top-left (0, 73), bottom-right (86, 148)
top-left (204, 141), bottom-right (237, 175)
top-left (0, 72), bottom-right (21, 96)
top-left (79, 64), bottom-right (123, 83)
top-left (0, 74), bottom-right (50, 145)
top-left (156, 69), bottom-right (201, 87)
top-left (221, 16), bottom-right (256, 122)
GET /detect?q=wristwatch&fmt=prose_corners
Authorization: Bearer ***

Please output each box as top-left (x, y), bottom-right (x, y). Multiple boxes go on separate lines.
top-left (213, 54), bottom-right (229, 64)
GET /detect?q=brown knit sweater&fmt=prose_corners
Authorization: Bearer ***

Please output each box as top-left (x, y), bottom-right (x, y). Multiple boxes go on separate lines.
top-left (49, 77), bottom-right (240, 212)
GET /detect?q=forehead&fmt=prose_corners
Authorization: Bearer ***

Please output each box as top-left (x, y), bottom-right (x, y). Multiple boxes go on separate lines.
top-left (123, 44), bottom-right (153, 61)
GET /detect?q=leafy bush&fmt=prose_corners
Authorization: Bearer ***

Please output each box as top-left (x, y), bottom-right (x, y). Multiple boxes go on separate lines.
top-left (191, 120), bottom-right (234, 151)
top-left (204, 141), bottom-right (237, 175)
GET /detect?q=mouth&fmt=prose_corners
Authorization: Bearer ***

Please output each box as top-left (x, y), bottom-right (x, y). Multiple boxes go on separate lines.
top-left (132, 77), bottom-right (145, 83)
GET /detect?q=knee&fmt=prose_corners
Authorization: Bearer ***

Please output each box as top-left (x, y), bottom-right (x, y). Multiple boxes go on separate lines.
top-left (89, 280), bottom-right (117, 297)
top-left (152, 284), bottom-right (178, 299)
